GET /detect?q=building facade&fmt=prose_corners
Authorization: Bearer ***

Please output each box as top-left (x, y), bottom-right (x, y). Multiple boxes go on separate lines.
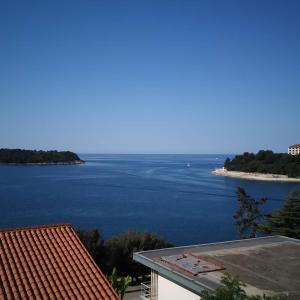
top-left (288, 144), bottom-right (300, 155)
top-left (156, 273), bottom-right (199, 300)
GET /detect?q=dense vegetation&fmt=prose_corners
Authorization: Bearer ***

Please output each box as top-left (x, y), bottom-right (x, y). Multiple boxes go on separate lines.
top-left (76, 229), bottom-right (172, 279)
top-left (200, 273), bottom-right (287, 300)
top-left (234, 188), bottom-right (300, 240)
top-left (0, 148), bottom-right (83, 164)
top-left (224, 150), bottom-right (300, 178)
top-left (260, 190), bottom-right (300, 239)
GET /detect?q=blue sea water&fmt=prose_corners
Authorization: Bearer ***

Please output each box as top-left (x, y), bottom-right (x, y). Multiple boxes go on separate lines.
top-left (0, 154), bottom-right (299, 246)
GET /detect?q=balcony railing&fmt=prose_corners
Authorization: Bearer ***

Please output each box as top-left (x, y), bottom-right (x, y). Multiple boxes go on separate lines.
top-left (140, 281), bottom-right (151, 300)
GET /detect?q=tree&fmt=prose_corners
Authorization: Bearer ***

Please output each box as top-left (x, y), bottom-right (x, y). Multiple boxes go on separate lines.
top-left (224, 158), bottom-right (231, 169)
top-left (261, 189), bottom-right (300, 239)
top-left (200, 274), bottom-right (287, 300)
top-left (109, 268), bottom-right (132, 300)
top-left (76, 229), bottom-right (108, 272)
top-left (200, 273), bottom-right (247, 300)
top-left (0, 148), bottom-right (82, 164)
top-left (234, 187), bottom-right (267, 239)
top-left (224, 150), bottom-right (300, 178)
top-left (105, 230), bottom-right (172, 278)
top-left (76, 229), bottom-right (172, 279)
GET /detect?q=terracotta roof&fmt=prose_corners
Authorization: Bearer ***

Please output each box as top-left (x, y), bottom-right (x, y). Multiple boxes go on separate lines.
top-left (0, 224), bottom-right (119, 300)
top-left (289, 144), bottom-right (300, 148)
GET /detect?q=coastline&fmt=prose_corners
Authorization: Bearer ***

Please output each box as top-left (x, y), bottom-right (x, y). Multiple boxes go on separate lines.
top-left (212, 168), bottom-right (300, 182)
top-left (0, 160), bottom-right (85, 166)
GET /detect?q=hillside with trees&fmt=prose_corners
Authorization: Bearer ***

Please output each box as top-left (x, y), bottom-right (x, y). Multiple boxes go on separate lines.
top-left (0, 148), bottom-right (83, 164)
top-left (224, 150), bottom-right (300, 178)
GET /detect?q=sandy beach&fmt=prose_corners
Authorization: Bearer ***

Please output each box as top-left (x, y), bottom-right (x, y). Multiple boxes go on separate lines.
top-left (212, 168), bottom-right (300, 182)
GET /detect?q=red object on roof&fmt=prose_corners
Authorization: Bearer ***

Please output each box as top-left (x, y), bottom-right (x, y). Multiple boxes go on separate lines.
top-left (0, 224), bottom-right (119, 300)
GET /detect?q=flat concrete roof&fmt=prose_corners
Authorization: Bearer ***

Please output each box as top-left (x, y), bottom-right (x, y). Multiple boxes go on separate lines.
top-left (133, 236), bottom-right (300, 299)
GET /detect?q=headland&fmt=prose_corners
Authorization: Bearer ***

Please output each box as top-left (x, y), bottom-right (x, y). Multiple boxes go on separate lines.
top-left (0, 149), bottom-right (84, 165)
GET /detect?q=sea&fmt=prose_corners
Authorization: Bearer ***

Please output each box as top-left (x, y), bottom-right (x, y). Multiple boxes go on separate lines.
top-left (0, 154), bottom-right (299, 246)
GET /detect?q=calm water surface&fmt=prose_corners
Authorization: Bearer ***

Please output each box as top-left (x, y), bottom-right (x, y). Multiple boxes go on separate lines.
top-left (0, 154), bottom-right (299, 245)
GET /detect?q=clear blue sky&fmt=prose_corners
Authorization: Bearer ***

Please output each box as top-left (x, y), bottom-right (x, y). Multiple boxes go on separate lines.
top-left (1, 0), bottom-right (299, 154)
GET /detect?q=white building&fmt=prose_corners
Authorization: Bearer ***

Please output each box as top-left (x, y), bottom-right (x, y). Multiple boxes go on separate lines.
top-left (288, 144), bottom-right (300, 155)
top-left (134, 236), bottom-right (300, 300)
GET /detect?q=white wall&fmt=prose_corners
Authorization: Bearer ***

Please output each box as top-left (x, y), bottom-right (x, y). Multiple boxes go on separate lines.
top-left (157, 275), bottom-right (200, 300)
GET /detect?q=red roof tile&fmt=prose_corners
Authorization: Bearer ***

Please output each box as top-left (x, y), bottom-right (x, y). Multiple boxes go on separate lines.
top-left (0, 224), bottom-right (119, 300)
top-left (289, 144), bottom-right (300, 148)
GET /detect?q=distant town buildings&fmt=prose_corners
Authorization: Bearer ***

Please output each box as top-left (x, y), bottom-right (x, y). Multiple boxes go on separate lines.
top-left (0, 224), bottom-right (118, 300)
top-left (134, 236), bottom-right (300, 300)
top-left (288, 144), bottom-right (300, 155)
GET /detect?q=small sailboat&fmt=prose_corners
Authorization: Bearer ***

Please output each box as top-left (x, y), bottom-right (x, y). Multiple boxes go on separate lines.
top-left (186, 162), bottom-right (191, 168)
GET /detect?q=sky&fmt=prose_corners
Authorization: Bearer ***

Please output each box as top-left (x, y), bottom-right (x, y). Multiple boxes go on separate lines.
top-left (0, 0), bottom-right (299, 154)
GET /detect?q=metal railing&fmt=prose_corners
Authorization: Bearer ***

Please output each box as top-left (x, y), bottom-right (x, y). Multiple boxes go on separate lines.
top-left (140, 281), bottom-right (151, 300)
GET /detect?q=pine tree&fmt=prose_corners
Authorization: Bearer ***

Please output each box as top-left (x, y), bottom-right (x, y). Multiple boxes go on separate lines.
top-left (261, 189), bottom-right (300, 239)
top-left (234, 187), bottom-right (267, 239)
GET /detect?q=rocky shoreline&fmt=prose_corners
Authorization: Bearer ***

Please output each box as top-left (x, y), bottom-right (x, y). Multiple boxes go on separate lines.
top-left (212, 168), bottom-right (300, 182)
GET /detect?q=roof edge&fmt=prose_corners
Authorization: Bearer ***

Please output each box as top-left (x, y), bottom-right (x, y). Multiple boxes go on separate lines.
top-left (134, 235), bottom-right (293, 256)
top-left (0, 223), bottom-right (71, 232)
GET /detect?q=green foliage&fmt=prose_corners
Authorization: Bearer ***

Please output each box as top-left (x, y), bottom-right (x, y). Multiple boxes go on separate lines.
top-left (76, 229), bottom-right (108, 272)
top-left (260, 189), bottom-right (300, 239)
top-left (105, 230), bottom-right (173, 278)
top-left (234, 187), bottom-right (300, 240)
top-left (225, 150), bottom-right (300, 178)
top-left (200, 273), bottom-right (246, 300)
top-left (109, 268), bottom-right (132, 299)
top-left (77, 229), bottom-right (172, 278)
top-left (234, 187), bottom-right (267, 239)
top-left (0, 148), bottom-right (82, 164)
top-left (200, 274), bottom-right (288, 300)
